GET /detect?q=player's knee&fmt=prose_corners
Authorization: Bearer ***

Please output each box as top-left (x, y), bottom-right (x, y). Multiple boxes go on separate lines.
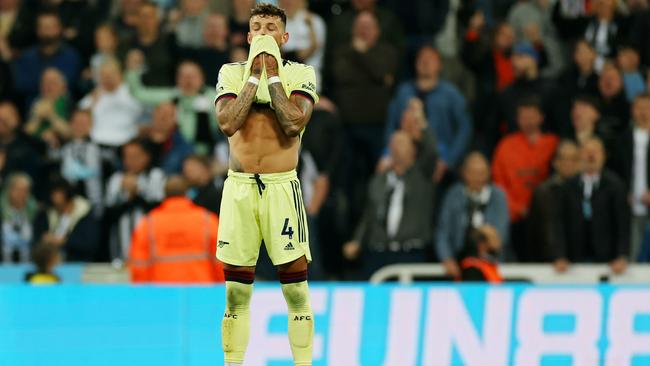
top-left (224, 270), bottom-right (254, 308)
top-left (279, 270), bottom-right (309, 309)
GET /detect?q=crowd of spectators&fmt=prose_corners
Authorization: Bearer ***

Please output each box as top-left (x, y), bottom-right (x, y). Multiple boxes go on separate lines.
top-left (1, 0), bottom-right (650, 281)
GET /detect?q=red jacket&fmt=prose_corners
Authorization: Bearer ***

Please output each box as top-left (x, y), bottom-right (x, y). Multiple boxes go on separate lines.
top-left (129, 197), bottom-right (224, 283)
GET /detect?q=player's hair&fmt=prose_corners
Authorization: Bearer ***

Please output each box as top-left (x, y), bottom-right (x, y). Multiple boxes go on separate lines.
top-left (250, 3), bottom-right (287, 26)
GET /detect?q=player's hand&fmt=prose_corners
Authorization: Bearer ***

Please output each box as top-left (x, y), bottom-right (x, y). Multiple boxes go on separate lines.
top-left (251, 53), bottom-right (263, 78)
top-left (553, 258), bottom-right (570, 273)
top-left (263, 53), bottom-right (279, 77)
top-left (442, 258), bottom-right (460, 279)
top-left (343, 240), bottom-right (361, 260)
top-left (610, 256), bottom-right (628, 275)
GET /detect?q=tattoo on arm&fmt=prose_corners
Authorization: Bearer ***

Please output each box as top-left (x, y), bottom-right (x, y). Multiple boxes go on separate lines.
top-left (216, 82), bottom-right (258, 136)
top-left (268, 83), bottom-right (313, 137)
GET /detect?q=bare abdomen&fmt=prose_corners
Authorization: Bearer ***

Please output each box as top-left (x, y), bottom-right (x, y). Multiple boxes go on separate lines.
top-left (228, 108), bottom-right (300, 173)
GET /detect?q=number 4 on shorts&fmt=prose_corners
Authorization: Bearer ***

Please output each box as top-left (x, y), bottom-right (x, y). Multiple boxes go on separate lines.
top-left (281, 218), bottom-right (294, 240)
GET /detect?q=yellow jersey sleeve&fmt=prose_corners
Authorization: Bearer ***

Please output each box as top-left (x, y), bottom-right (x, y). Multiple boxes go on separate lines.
top-left (286, 63), bottom-right (319, 104)
top-left (214, 63), bottom-right (244, 103)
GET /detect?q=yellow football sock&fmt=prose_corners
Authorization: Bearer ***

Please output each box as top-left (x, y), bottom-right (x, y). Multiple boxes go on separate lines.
top-left (222, 280), bottom-right (253, 364)
top-left (281, 280), bottom-right (314, 366)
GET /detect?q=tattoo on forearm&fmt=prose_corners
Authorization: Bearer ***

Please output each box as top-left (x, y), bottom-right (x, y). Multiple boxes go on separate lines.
top-left (268, 83), bottom-right (312, 137)
top-left (217, 82), bottom-right (258, 135)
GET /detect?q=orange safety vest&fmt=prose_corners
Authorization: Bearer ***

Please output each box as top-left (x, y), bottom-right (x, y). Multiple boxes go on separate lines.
top-left (129, 197), bottom-right (225, 283)
top-left (460, 257), bottom-right (503, 284)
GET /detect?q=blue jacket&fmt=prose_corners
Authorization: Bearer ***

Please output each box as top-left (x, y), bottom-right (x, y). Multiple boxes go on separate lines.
top-left (384, 80), bottom-right (472, 167)
top-left (435, 183), bottom-right (510, 261)
top-left (12, 44), bottom-right (81, 108)
top-left (160, 130), bottom-right (195, 175)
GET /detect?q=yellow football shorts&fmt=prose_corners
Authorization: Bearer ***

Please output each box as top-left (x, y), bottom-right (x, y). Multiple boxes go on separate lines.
top-left (216, 170), bottom-right (311, 266)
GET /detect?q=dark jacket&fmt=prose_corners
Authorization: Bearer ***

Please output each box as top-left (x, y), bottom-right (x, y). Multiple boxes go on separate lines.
top-left (555, 170), bottom-right (629, 262)
top-left (527, 175), bottom-right (568, 261)
top-left (33, 197), bottom-right (100, 262)
top-left (355, 167), bottom-right (434, 253)
top-left (332, 42), bottom-right (398, 125)
top-left (191, 182), bottom-right (222, 216)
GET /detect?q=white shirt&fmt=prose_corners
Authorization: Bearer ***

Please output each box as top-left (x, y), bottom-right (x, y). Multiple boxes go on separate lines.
top-left (79, 84), bottom-right (143, 147)
top-left (632, 127), bottom-right (650, 215)
top-left (283, 9), bottom-right (326, 91)
top-left (386, 172), bottom-right (405, 238)
top-left (582, 173), bottom-right (601, 198)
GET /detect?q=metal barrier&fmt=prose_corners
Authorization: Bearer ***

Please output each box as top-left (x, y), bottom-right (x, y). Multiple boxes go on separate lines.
top-left (369, 263), bottom-right (650, 284)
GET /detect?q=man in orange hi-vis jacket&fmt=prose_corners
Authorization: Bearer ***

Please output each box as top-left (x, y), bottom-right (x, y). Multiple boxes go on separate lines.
top-left (129, 176), bottom-right (224, 283)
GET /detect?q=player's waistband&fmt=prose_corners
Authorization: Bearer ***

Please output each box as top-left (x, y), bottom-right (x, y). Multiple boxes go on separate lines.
top-left (227, 169), bottom-right (298, 184)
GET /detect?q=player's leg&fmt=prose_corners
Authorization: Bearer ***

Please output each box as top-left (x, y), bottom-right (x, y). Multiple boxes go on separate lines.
top-left (217, 173), bottom-right (263, 365)
top-left (277, 256), bottom-right (313, 366)
top-left (222, 263), bottom-right (255, 366)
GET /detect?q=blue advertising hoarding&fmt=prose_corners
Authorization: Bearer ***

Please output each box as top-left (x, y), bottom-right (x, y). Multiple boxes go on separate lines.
top-left (0, 284), bottom-right (649, 365)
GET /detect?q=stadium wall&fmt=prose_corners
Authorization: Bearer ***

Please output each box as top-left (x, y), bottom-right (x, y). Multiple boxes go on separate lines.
top-left (1, 284), bottom-right (649, 366)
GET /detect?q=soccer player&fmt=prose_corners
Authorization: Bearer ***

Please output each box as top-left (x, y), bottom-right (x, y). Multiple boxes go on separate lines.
top-left (213, 3), bottom-right (318, 366)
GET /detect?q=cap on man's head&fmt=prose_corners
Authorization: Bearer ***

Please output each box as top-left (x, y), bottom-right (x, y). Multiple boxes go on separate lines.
top-left (513, 41), bottom-right (539, 63)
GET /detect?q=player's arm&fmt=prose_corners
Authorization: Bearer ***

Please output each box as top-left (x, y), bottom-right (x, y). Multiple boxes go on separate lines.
top-left (264, 54), bottom-right (314, 137)
top-left (216, 55), bottom-right (263, 137)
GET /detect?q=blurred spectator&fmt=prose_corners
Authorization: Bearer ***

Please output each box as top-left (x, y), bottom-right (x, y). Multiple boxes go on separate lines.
top-left (25, 242), bottom-right (61, 284)
top-left (182, 154), bottom-right (221, 215)
top-left (180, 13), bottom-right (230, 87)
top-left (379, 97), bottom-right (438, 179)
top-left (169, 0), bottom-right (210, 48)
top-left (507, 0), bottom-right (564, 77)
top-left (436, 152), bottom-right (509, 278)
top-left (462, 20), bottom-right (516, 152)
top-left (126, 57), bottom-right (217, 154)
top-left (332, 11), bottom-right (398, 220)
top-left (597, 63), bottom-right (630, 149)
top-left (58, 109), bottom-right (103, 215)
top-left (561, 95), bottom-right (603, 146)
top-left (0, 101), bottom-right (43, 185)
top-left (326, 0), bottom-right (405, 73)
top-left (24, 68), bottom-right (72, 151)
top-left (497, 41), bottom-right (554, 139)
top-left (554, 137), bottom-right (629, 274)
top-left (298, 149), bottom-right (328, 280)
top-left (89, 24), bottom-right (120, 85)
top-left (0, 0), bottom-right (36, 56)
top-left (129, 175), bottom-right (224, 283)
top-left (616, 43), bottom-right (645, 103)
top-left (146, 102), bottom-right (194, 174)
top-left (1, 173), bottom-right (38, 263)
top-left (79, 59), bottom-right (143, 154)
top-left (527, 140), bottom-right (581, 262)
top-left (12, 10), bottom-right (81, 109)
top-left (458, 225), bottom-right (503, 283)
top-left (492, 96), bottom-right (558, 261)
top-left (280, 0), bottom-right (326, 91)
top-left (384, 46), bottom-right (471, 182)
top-left (342, 131), bottom-right (434, 278)
top-left (552, 0), bottom-right (629, 71)
top-left (629, 0), bottom-right (650, 67)
top-left (118, 1), bottom-right (177, 86)
top-left (228, 0), bottom-right (254, 48)
top-left (111, 0), bottom-right (143, 43)
top-left (613, 93), bottom-right (650, 261)
top-left (33, 180), bottom-right (100, 262)
top-left (555, 39), bottom-right (599, 124)
top-left (105, 138), bottom-right (165, 261)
